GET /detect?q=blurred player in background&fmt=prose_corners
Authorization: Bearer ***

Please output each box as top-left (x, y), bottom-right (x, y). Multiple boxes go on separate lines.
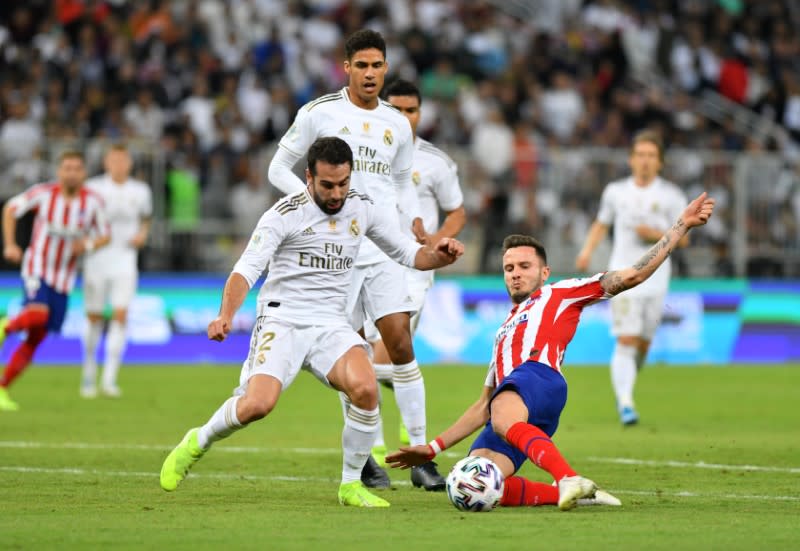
top-left (159, 137), bottom-right (464, 507)
top-left (0, 151), bottom-right (109, 411)
top-left (575, 131), bottom-right (687, 426)
top-left (387, 193), bottom-right (715, 510)
top-left (365, 79), bottom-right (465, 482)
top-left (81, 144), bottom-right (152, 398)
top-left (268, 30), bottom-right (446, 490)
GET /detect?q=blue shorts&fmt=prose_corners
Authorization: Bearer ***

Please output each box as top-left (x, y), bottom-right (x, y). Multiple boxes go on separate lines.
top-left (469, 361), bottom-right (568, 474)
top-left (22, 278), bottom-right (68, 332)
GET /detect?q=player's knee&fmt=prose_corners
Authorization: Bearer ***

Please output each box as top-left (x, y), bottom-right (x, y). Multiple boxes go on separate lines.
top-left (237, 395), bottom-right (277, 422)
top-left (491, 417), bottom-right (513, 439)
top-left (346, 376), bottom-right (378, 410)
top-left (383, 331), bottom-right (413, 364)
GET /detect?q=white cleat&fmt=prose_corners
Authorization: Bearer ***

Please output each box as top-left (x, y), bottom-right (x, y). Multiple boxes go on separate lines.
top-left (558, 475), bottom-right (597, 511)
top-left (80, 385), bottom-right (97, 399)
top-left (101, 385), bottom-right (122, 398)
top-left (578, 489), bottom-right (622, 507)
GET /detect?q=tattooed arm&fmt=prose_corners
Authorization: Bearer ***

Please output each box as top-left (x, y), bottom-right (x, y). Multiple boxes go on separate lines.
top-left (600, 192), bottom-right (715, 296)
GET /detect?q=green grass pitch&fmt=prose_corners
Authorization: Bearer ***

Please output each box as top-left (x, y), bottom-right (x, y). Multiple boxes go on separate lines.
top-left (1, 364), bottom-right (798, 550)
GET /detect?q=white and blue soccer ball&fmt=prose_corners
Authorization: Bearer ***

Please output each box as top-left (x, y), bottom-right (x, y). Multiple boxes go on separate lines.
top-left (445, 456), bottom-right (504, 512)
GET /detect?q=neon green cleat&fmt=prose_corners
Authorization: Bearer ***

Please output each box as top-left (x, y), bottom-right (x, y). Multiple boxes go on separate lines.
top-left (160, 428), bottom-right (206, 491)
top-left (371, 444), bottom-right (388, 468)
top-left (0, 386), bottom-right (19, 412)
top-left (338, 481), bottom-right (390, 508)
top-left (0, 317), bottom-right (8, 349)
top-left (398, 422), bottom-right (410, 446)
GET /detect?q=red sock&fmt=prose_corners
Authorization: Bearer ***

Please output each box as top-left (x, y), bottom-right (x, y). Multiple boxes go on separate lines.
top-left (6, 309), bottom-right (49, 333)
top-left (505, 422), bottom-right (577, 481)
top-left (1, 327), bottom-right (47, 388)
top-left (500, 476), bottom-right (558, 507)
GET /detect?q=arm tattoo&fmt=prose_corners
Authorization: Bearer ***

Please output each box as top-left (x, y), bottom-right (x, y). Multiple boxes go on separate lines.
top-left (600, 271), bottom-right (626, 294)
top-left (602, 219), bottom-right (687, 295)
top-left (633, 220), bottom-right (684, 272)
top-left (633, 235), bottom-right (670, 270)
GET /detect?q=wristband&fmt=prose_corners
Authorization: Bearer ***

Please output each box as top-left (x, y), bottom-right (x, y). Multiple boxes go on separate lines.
top-left (427, 437), bottom-right (446, 458)
top-left (84, 239), bottom-right (95, 253)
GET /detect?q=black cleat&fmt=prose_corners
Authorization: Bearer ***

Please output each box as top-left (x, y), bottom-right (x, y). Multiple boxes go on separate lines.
top-left (411, 461), bottom-right (446, 491)
top-left (361, 455), bottom-right (391, 489)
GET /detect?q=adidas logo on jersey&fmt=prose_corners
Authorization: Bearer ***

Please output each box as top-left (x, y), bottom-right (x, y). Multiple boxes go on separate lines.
top-left (339, 126), bottom-right (351, 135)
top-left (302, 226), bottom-right (315, 235)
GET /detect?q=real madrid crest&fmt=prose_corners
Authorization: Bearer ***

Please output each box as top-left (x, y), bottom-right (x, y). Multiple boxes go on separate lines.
top-left (350, 219), bottom-right (360, 237)
top-left (412, 171), bottom-right (421, 186)
top-left (384, 129), bottom-right (393, 145)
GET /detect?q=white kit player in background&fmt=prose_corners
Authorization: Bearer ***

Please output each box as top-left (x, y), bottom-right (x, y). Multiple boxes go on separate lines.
top-left (364, 79), bottom-right (466, 467)
top-left (267, 30), bottom-right (447, 490)
top-left (159, 137), bottom-right (464, 508)
top-left (575, 130), bottom-right (687, 425)
top-left (81, 144), bottom-right (152, 398)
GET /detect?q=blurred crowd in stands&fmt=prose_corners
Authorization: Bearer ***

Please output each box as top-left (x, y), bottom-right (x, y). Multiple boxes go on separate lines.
top-left (0, 0), bottom-right (799, 274)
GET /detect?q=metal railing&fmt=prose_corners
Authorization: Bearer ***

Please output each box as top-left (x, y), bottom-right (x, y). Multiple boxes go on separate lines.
top-left (2, 140), bottom-right (797, 276)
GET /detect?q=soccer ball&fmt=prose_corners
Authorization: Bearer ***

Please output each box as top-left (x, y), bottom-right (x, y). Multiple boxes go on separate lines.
top-left (445, 456), bottom-right (504, 512)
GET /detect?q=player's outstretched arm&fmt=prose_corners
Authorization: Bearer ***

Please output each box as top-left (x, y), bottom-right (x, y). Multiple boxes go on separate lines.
top-left (600, 192), bottom-right (714, 296)
top-left (386, 385), bottom-right (492, 469)
top-left (575, 221), bottom-right (609, 272)
top-left (208, 273), bottom-right (250, 342)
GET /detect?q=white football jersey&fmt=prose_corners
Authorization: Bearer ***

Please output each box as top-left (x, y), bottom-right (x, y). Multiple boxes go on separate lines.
top-left (597, 176), bottom-right (686, 296)
top-left (401, 138), bottom-right (463, 286)
top-left (84, 175), bottom-right (152, 276)
top-left (276, 87), bottom-right (414, 266)
top-left (233, 187), bottom-right (422, 326)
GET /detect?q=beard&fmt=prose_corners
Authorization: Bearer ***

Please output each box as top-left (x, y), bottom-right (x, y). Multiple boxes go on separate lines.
top-left (508, 289), bottom-right (531, 304)
top-left (312, 191), bottom-right (345, 215)
top-left (505, 274), bottom-right (544, 304)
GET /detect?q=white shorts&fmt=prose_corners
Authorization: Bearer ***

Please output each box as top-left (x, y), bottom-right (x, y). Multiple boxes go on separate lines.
top-left (83, 271), bottom-right (138, 313)
top-left (347, 261), bottom-right (415, 332)
top-left (363, 269), bottom-right (432, 342)
top-left (610, 294), bottom-right (665, 340)
top-left (234, 316), bottom-right (368, 393)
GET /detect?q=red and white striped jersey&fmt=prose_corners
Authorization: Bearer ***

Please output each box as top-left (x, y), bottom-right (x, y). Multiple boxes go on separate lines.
top-left (484, 273), bottom-right (611, 387)
top-left (7, 182), bottom-right (109, 294)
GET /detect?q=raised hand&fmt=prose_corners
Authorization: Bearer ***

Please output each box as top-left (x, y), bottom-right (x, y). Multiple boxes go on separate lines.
top-left (681, 192), bottom-right (715, 228)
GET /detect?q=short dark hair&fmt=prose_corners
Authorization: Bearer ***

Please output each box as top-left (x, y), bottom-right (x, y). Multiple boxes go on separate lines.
top-left (502, 234), bottom-right (547, 265)
top-left (344, 29), bottom-right (386, 60)
top-left (307, 137), bottom-right (353, 177)
top-left (384, 79), bottom-right (421, 105)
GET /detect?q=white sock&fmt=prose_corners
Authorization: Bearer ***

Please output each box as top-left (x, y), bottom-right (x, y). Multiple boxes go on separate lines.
top-left (197, 396), bottom-right (244, 450)
top-left (81, 320), bottom-right (103, 386)
top-left (341, 404), bottom-right (380, 483)
top-left (611, 344), bottom-right (637, 409)
top-left (101, 320), bottom-right (126, 389)
top-left (374, 385), bottom-right (386, 448)
top-left (373, 363), bottom-right (394, 384)
top-left (392, 360), bottom-right (426, 446)
top-left (339, 391), bottom-right (351, 422)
